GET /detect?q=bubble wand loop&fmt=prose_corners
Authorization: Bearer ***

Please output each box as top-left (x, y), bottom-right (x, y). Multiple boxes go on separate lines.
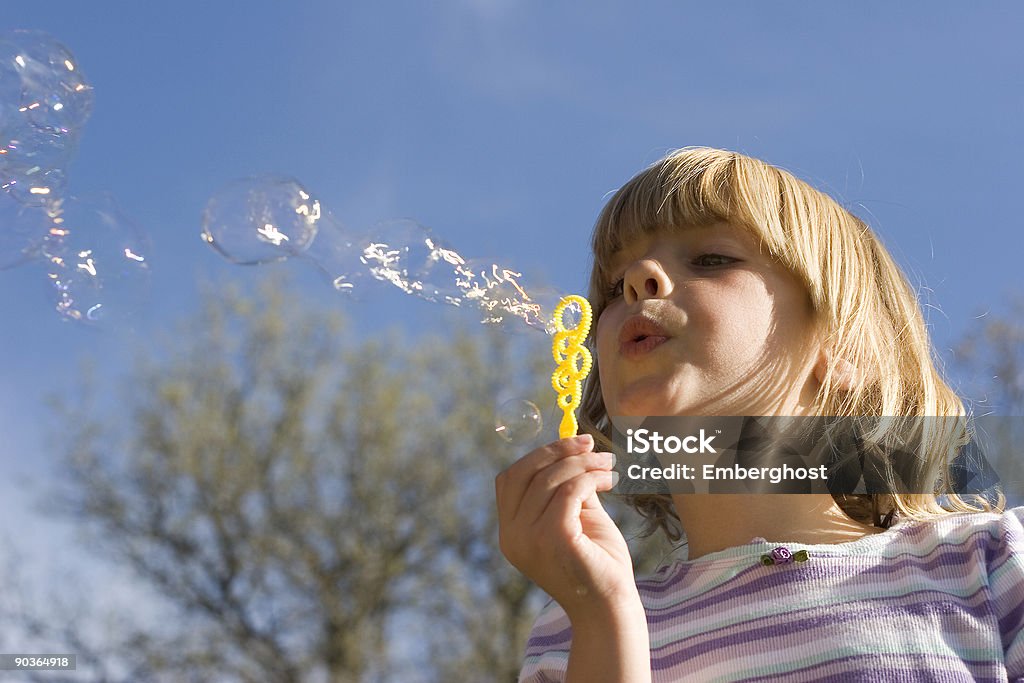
top-left (551, 295), bottom-right (594, 439)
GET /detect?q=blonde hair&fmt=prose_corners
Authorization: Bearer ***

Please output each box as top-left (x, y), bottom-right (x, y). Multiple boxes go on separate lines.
top-left (580, 147), bottom-right (1002, 540)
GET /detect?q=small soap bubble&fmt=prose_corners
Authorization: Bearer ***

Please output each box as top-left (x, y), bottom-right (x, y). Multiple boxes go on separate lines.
top-left (0, 187), bottom-right (50, 269)
top-left (201, 176), bottom-right (322, 265)
top-left (494, 399), bottom-right (543, 444)
top-left (557, 297), bottom-right (584, 330)
top-left (41, 193), bottom-right (152, 326)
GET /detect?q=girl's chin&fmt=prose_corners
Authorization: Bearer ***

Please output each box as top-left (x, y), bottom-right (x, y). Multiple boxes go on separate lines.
top-left (608, 415), bottom-right (646, 432)
top-left (608, 397), bottom-right (735, 419)
top-left (609, 391), bottom-right (698, 417)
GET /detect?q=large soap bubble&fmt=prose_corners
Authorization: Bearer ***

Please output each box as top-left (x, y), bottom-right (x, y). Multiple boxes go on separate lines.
top-left (0, 30), bottom-right (94, 203)
top-left (0, 30), bottom-right (152, 330)
top-left (358, 218), bottom-right (465, 300)
top-left (42, 193), bottom-right (151, 325)
top-left (0, 30), bottom-right (94, 132)
top-left (202, 175), bottom-right (567, 333)
top-left (201, 176), bottom-right (322, 264)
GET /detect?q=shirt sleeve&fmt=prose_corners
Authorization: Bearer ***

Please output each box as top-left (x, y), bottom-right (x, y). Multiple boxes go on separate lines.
top-left (991, 507), bottom-right (1024, 680)
top-left (518, 598), bottom-right (572, 683)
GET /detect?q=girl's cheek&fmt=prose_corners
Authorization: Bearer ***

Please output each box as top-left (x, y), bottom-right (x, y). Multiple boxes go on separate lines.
top-left (594, 324), bottom-right (612, 361)
top-left (595, 306), bottom-right (614, 337)
top-left (595, 309), bottom-right (620, 362)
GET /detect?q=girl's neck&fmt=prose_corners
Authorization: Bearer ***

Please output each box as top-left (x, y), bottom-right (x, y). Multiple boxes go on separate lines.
top-left (672, 493), bottom-right (883, 561)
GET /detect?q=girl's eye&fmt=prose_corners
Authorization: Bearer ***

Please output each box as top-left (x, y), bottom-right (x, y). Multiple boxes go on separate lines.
top-left (693, 253), bottom-right (737, 267)
top-left (606, 278), bottom-right (624, 299)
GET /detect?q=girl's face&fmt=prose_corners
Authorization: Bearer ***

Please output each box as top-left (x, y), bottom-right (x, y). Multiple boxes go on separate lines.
top-left (595, 223), bottom-right (823, 418)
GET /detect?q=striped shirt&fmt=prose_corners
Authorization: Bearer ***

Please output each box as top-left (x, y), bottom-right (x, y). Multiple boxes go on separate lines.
top-left (519, 508), bottom-right (1024, 682)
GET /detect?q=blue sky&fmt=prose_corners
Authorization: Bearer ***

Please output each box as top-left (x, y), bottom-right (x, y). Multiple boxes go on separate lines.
top-left (1, 0), bottom-right (1022, 650)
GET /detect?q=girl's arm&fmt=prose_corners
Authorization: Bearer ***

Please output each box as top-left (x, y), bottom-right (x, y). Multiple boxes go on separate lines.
top-left (496, 434), bottom-right (651, 682)
top-left (566, 593), bottom-right (651, 683)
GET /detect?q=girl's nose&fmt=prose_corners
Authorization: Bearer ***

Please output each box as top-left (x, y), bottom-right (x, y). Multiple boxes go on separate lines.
top-left (624, 260), bottom-right (673, 304)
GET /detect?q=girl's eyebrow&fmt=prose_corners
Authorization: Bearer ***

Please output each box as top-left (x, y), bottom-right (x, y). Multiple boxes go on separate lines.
top-left (692, 224), bottom-right (761, 252)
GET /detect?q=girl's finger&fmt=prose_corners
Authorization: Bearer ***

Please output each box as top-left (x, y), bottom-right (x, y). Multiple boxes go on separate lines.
top-left (495, 434), bottom-right (594, 522)
top-left (537, 469), bottom-right (618, 538)
top-left (515, 451), bottom-right (615, 526)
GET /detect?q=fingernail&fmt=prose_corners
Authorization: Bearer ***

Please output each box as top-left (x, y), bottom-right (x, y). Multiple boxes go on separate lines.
top-left (606, 451), bottom-right (616, 468)
top-left (575, 434), bottom-right (594, 449)
top-left (609, 471), bottom-right (620, 487)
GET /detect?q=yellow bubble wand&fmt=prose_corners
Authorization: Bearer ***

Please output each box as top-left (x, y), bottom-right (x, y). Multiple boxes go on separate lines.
top-left (551, 295), bottom-right (594, 439)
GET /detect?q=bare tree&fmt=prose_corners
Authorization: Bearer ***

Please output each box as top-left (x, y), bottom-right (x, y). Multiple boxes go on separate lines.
top-left (4, 274), bottom-right (681, 683)
top-left (28, 277), bottom-right (558, 683)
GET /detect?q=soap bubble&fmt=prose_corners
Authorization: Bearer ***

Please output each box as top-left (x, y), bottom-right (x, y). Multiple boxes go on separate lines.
top-left (201, 176), bottom-right (323, 264)
top-left (0, 30), bottom-right (93, 203)
top-left (199, 176), bottom-right (599, 443)
top-left (0, 127), bottom-right (74, 203)
top-left (557, 296), bottom-right (584, 329)
top-left (0, 30), bottom-right (94, 133)
top-left (495, 399), bottom-right (543, 444)
top-left (41, 193), bottom-right (151, 325)
top-left (0, 31), bottom-right (150, 329)
top-left (200, 175), bottom-right (370, 295)
top-left (302, 221), bottom-right (371, 295)
top-left (449, 258), bottom-right (564, 332)
top-left (0, 188), bottom-right (50, 269)
top-left (358, 218), bottom-right (466, 300)
top-left (350, 234), bottom-right (563, 331)
top-left (201, 176), bottom-right (572, 334)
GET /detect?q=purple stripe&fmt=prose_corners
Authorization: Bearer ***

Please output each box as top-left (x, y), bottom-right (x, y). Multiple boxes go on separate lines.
top-left (652, 586), bottom-right (997, 660)
top-left (521, 509), bottom-right (1024, 677)
top-left (527, 535), bottom-right (1007, 652)
top-left (999, 597), bottom-right (1024, 640)
top-left (740, 652), bottom-right (1001, 683)
top-left (533, 672), bottom-right (561, 683)
top-left (636, 563), bottom-right (687, 591)
top-left (992, 509), bottom-right (1024, 637)
top-left (636, 562), bottom-right (688, 591)
top-left (986, 510), bottom-right (1024, 566)
top-left (650, 591), bottom-right (997, 669)
top-left (644, 548), bottom-right (988, 626)
top-left (523, 624), bottom-right (571, 652)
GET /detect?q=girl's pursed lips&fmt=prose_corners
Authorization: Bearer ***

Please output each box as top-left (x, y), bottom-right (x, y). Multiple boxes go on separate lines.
top-left (619, 334), bottom-right (670, 358)
top-left (618, 314), bottom-right (672, 345)
top-left (618, 314), bottom-right (672, 358)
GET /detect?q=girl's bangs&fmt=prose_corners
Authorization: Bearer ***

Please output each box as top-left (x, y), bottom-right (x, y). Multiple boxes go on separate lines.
top-left (590, 156), bottom-right (768, 297)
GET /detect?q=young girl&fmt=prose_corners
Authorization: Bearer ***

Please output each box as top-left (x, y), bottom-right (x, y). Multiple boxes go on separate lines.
top-left (495, 147), bottom-right (1024, 682)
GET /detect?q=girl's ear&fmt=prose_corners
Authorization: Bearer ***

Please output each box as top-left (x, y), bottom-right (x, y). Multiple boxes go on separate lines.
top-left (813, 351), bottom-right (861, 393)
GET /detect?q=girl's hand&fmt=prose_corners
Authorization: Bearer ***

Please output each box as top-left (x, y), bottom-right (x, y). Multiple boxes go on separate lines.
top-left (495, 434), bottom-right (637, 620)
